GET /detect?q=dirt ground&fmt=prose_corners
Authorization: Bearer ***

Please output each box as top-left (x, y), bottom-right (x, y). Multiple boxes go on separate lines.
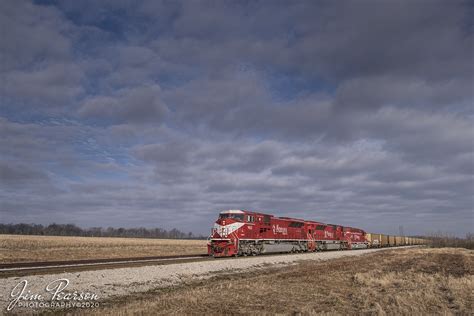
top-left (73, 247), bottom-right (473, 316)
top-left (0, 234), bottom-right (207, 263)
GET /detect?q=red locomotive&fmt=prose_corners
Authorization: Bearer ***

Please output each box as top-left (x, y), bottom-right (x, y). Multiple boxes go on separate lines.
top-left (207, 210), bottom-right (369, 257)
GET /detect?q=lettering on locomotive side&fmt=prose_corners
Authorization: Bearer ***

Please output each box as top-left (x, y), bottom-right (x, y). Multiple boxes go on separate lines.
top-left (324, 231), bottom-right (334, 238)
top-left (272, 224), bottom-right (288, 235)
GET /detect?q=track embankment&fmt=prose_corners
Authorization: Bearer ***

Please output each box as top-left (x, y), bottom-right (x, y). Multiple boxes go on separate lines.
top-left (0, 246), bottom-right (417, 277)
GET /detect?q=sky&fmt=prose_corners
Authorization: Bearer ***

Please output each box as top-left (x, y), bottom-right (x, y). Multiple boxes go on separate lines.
top-left (0, 0), bottom-right (473, 237)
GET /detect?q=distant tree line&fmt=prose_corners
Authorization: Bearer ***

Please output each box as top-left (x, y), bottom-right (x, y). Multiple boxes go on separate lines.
top-left (427, 232), bottom-right (473, 250)
top-left (0, 223), bottom-right (206, 239)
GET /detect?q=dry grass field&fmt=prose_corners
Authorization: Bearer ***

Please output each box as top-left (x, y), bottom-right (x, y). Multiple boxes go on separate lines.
top-left (0, 235), bottom-right (207, 263)
top-left (75, 247), bottom-right (473, 315)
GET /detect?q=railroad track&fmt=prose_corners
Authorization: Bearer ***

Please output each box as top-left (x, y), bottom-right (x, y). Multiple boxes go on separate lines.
top-left (0, 254), bottom-right (212, 277)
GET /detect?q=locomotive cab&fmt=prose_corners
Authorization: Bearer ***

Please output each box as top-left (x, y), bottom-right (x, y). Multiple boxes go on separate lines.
top-left (218, 212), bottom-right (244, 221)
top-left (208, 210), bottom-right (248, 257)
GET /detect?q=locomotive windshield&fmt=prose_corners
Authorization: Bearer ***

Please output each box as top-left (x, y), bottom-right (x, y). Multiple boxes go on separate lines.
top-left (219, 213), bottom-right (244, 221)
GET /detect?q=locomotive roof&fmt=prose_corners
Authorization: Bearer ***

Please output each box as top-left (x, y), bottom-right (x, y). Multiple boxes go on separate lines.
top-left (306, 220), bottom-right (324, 225)
top-left (278, 216), bottom-right (305, 222)
top-left (219, 210), bottom-right (245, 214)
top-left (220, 209), bottom-right (275, 217)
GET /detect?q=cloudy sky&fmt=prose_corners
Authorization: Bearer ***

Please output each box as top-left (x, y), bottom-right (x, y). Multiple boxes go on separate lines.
top-left (1, 0), bottom-right (472, 236)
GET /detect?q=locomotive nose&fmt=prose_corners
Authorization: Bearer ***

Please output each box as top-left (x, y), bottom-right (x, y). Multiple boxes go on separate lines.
top-left (216, 218), bottom-right (233, 225)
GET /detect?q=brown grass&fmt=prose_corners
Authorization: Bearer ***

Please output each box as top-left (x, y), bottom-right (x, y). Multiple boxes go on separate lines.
top-left (0, 235), bottom-right (207, 263)
top-left (74, 248), bottom-right (473, 316)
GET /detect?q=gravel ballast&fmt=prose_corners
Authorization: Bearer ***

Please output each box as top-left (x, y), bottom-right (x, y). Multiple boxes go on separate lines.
top-left (0, 247), bottom-right (406, 312)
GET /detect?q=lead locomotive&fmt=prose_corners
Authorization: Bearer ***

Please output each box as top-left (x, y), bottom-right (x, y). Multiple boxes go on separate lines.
top-left (207, 210), bottom-right (368, 257)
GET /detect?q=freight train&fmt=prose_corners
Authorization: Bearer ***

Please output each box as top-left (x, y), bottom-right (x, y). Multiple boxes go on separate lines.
top-left (207, 210), bottom-right (427, 257)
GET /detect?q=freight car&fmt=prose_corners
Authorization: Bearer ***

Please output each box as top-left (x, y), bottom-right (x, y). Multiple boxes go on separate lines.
top-left (389, 235), bottom-right (396, 246)
top-left (207, 210), bottom-right (426, 257)
top-left (366, 233), bottom-right (382, 248)
top-left (396, 236), bottom-right (403, 246)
